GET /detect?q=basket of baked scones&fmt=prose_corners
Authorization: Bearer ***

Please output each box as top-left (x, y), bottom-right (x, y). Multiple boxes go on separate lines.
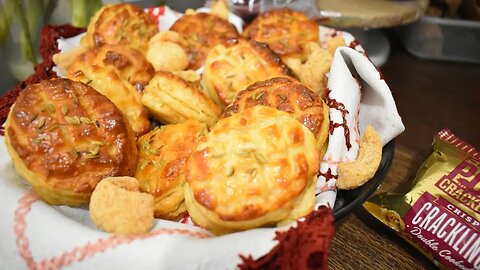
top-left (0, 1), bottom-right (404, 269)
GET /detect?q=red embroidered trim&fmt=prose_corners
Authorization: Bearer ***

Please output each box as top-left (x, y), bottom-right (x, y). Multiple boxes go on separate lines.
top-left (14, 192), bottom-right (212, 269)
top-left (238, 207), bottom-right (335, 270)
top-left (0, 24), bottom-right (85, 133)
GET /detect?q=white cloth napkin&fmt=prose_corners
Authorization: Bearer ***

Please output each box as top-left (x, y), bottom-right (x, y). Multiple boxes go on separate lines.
top-left (0, 6), bottom-right (404, 269)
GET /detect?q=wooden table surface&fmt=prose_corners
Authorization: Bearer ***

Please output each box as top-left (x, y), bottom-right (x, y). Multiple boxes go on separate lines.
top-left (328, 32), bottom-right (480, 269)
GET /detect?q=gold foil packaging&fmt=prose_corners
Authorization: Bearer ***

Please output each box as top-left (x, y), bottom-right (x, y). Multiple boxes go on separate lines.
top-left (364, 128), bottom-right (480, 270)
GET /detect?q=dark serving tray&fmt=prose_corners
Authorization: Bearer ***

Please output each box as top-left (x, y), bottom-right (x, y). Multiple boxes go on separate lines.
top-left (332, 140), bottom-right (395, 221)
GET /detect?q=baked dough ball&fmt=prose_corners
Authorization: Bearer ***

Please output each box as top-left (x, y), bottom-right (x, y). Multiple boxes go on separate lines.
top-left (142, 71), bottom-right (222, 127)
top-left (202, 38), bottom-right (292, 108)
top-left (147, 31), bottom-right (189, 72)
top-left (170, 12), bottom-right (239, 70)
top-left (68, 65), bottom-right (150, 137)
top-left (224, 77), bottom-right (329, 152)
top-left (4, 79), bottom-right (138, 206)
top-left (134, 121), bottom-right (207, 220)
top-left (185, 106), bottom-right (319, 235)
top-left (85, 3), bottom-right (158, 54)
top-left (243, 8), bottom-right (319, 60)
top-left (69, 44), bottom-right (154, 92)
top-left (90, 177), bottom-right (154, 235)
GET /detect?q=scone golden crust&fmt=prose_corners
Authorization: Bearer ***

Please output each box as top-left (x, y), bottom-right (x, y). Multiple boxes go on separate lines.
top-left (203, 38), bottom-right (292, 107)
top-left (224, 77), bottom-right (329, 151)
top-left (135, 121), bottom-right (207, 220)
top-left (68, 65), bottom-right (150, 137)
top-left (243, 8), bottom-right (319, 60)
top-left (69, 44), bottom-right (154, 91)
top-left (85, 3), bottom-right (158, 53)
top-left (185, 106), bottom-right (319, 234)
top-left (170, 12), bottom-right (239, 70)
top-left (142, 71), bottom-right (222, 127)
top-left (4, 79), bottom-right (138, 206)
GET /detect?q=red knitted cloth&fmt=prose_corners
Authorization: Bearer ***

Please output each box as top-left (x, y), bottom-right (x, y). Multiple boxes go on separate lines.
top-left (238, 207), bottom-right (335, 270)
top-left (0, 24), bottom-right (85, 135)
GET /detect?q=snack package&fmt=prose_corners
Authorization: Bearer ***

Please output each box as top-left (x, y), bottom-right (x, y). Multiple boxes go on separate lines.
top-left (364, 128), bottom-right (480, 270)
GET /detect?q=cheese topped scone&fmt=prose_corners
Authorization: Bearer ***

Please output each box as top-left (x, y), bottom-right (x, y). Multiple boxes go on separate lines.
top-left (135, 120), bottom-right (207, 220)
top-left (243, 8), bottom-right (319, 61)
top-left (68, 65), bottom-right (150, 137)
top-left (202, 38), bottom-right (292, 108)
top-left (170, 12), bottom-right (239, 70)
top-left (224, 77), bottom-right (329, 152)
top-left (85, 3), bottom-right (158, 54)
top-left (69, 44), bottom-right (154, 92)
top-left (4, 79), bottom-right (138, 206)
top-left (184, 106), bottom-right (319, 235)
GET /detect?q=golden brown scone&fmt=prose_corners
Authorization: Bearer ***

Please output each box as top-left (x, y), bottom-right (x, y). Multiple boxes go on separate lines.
top-left (336, 126), bottom-right (382, 190)
top-left (4, 79), bottom-right (138, 206)
top-left (185, 106), bottom-right (319, 235)
top-left (224, 77), bottom-right (329, 152)
top-left (85, 3), bottom-right (158, 54)
top-left (68, 65), bottom-right (150, 137)
top-left (203, 38), bottom-right (292, 108)
top-left (243, 8), bottom-right (319, 60)
top-left (52, 46), bottom-right (88, 76)
top-left (135, 121), bottom-right (207, 220)
top-left (69, 44), bottom-right (154, 92)
top-left (283, 42), bottom-right (332, 97)
top-left (90, 177), bottom-right (154, 235)
top-left (170, 12), bottom-right (239, 70)
top-left (142, 71), bottom-right (222, 127)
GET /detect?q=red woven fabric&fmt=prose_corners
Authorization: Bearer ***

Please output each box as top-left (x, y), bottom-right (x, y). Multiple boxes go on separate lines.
top-left (0, 24), bottom-right (85, 135)
top-left (238, 207), bottom-right (335, 270)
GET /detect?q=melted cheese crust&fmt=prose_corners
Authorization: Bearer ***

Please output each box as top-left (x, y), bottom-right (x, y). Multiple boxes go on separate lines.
top-left (85, 3), bottom-right (158, 54)
top-left (68, 65), bottom-right (150, 137)
top-left (224, 77), bottom-right (329, 151)
top-left (134, 120), bottom-right (207, 219)
top-left (185, 106), bottom-right (319, 233)
top-left (4, 79), bottom-right (138, 206)
top-left (69, 44), bottom-right (154, 91)
top-left (203, 38), bottom-right (292, 108)
top-left (243, 8), bottom-right (319, 60)
top-left (170, 12), bottom-right (239, 70)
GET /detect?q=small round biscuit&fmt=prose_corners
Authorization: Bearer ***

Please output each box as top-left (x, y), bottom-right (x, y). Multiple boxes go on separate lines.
top-left (142, 71), bottom-right (222, 127)
top-left (135, 120), bottom-right (207, 220)
top-left (68, 65), bottom-right (150, 137)
top-left (85, 3), bottom-right (158, 54)
top-left (69, 44), bottom-right (154, 92)
top-left (4, 79), bottom-right (138, 206)
top-left (147, 31), bottom-right (189, 72)
top-left (203, 38), bottom-right (292, 108)
top-left (170, 12), bottom-right (239, 70)
top-left (90, 177), bottom-right (154, 235)
top-left (243, 8), bottom-right (319, 60)
top-left (185, 106), bottom-right (319, 235)
top-left (224, 77), bottom-right (329, 152)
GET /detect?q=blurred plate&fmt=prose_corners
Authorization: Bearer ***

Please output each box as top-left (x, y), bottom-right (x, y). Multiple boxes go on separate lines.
top-left (333, 140), bottom-right (395, 221)
top-left (317, 0), bottom-right (427, 28)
